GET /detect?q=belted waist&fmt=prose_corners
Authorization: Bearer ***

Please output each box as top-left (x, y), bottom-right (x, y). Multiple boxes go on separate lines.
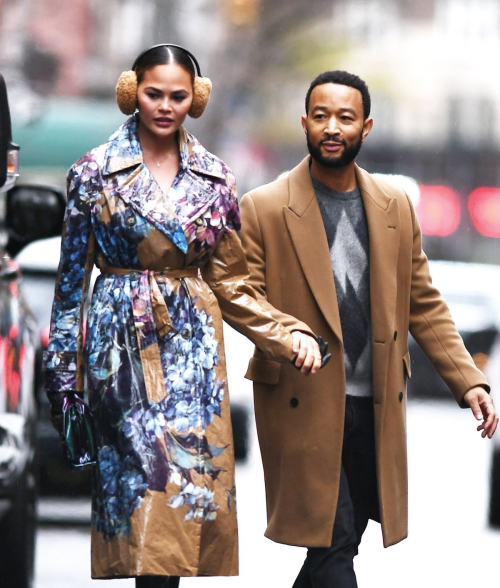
top-left (96, 263), bottom-right (201, 404)
top-left (99, 263), bottom-right (200, 337)
top-left (99, 265), bottom-right (200, 279)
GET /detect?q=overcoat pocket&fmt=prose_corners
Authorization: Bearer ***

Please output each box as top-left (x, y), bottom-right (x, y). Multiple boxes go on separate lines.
top-left (244, 356), bottom-right (282, 385)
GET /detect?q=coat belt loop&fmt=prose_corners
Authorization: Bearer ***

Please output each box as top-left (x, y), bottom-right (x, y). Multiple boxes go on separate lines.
top-left (132, 270), bottom-right (167, 404)
top-left (149, 271), bottom-right (174, 338)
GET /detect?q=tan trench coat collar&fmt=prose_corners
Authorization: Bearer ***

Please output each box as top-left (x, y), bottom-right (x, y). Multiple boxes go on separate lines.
top-left (285, 157), bottom-right (401, 402)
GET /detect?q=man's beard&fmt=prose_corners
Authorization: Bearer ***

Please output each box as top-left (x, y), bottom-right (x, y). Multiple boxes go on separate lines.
top-left (306, 131), bottom-right (363, 168)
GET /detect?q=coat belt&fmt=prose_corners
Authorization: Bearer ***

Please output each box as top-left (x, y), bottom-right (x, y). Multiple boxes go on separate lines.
top-left (98, 262), bottom-right (200, 404)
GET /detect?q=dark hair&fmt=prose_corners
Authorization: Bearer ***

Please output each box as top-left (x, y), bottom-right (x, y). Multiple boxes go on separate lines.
top-left (305, 70), bottom-right (371, 120)
top-left (135, 46), bottom-right (196, 84)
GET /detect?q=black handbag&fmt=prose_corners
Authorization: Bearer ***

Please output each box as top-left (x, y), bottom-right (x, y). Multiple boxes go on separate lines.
top-left (61, 393), bottom-right (97, 469)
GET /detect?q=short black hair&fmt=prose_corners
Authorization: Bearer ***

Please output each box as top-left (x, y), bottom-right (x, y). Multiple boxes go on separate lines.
top-left (305, 70), bottom-right (371, 120)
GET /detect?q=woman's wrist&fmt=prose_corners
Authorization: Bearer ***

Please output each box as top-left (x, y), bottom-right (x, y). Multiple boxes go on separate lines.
top-left (47, 390), bottom-right (83, 411)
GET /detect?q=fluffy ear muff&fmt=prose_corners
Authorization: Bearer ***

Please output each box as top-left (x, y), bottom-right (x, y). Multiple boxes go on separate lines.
top-left (189, 77), bottom-right (212, 118)
top-left (116, 70), bottom-right (138, 115)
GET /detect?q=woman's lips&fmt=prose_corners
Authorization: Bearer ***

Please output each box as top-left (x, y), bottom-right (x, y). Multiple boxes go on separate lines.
top-left (154, 117), bottom-right (174, 127)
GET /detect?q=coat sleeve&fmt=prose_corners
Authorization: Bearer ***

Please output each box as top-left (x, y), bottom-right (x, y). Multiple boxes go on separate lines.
top-left (43, 163), bottom-right (95, 402)
top-left (238, 192), bottom-right (315, 336)
top-left (407, 193), bottom-right (489, 406)
top-left (201, 178), bottom-right (301, 363)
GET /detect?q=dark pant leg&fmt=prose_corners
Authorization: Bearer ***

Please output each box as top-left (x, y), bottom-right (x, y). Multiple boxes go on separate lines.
top-left (292, 464), bottom-right (359, 588)
top-left (292, 396), bottom-right (379, 588)
top-left (135, 577), bottom-right (180, 588)
top-left (342, 396), bottom-right (380, 546)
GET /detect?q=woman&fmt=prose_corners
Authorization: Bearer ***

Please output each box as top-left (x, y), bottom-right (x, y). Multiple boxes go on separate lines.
top-left (44, 44), bottom-right (322, 587)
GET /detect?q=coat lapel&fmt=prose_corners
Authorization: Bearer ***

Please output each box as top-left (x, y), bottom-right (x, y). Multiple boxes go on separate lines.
top-left (284, 158), bottom-right (343, 343)
top-left (356, 166), bottom-right (401, 404)
top-left (284, 160), bottom-right (401, 403)
top-left (115, 167), bottom-right (189, 254)
top-left (102, 119), bottom-right (229, 256)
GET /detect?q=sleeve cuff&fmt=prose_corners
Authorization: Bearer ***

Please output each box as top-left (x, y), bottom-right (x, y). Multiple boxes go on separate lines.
top-left (43, 350), bottom-right (78, 371)
top-left (43, 350), bottom-right (78, 393)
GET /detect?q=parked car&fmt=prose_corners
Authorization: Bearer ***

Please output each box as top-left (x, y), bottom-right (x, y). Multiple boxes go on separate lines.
top-left (16, 235), bottom-right (252, 488)
top-left (407, 259), bottom-right (500, 400)
top-left (0, 73), bottom-right (66, 587)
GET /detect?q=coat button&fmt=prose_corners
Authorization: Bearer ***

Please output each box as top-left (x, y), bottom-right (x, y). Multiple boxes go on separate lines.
top-left (180, 327), bottom-right (192, 339)
top-left (127, 216), bottom-right (136, 226)
top-left (399, 391), bottom-right (403, 402)
top-left (394, 331), bottom-right (398, 340)
top-left (195, 217), bottom-right (204, 226)
top-left (290, 398), bottom-right (299, 408)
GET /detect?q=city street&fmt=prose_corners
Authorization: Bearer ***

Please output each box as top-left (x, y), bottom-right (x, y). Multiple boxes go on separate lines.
top-left (35, 328), bottom-right (500, 588)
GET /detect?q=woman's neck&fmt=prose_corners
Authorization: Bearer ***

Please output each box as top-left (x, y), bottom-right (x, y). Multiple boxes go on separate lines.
top-left (137, 122), bottom-right (179, 158)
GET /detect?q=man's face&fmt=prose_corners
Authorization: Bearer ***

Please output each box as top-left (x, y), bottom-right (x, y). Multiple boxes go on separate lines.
top-left (302, 83), bottom-right (373, 169)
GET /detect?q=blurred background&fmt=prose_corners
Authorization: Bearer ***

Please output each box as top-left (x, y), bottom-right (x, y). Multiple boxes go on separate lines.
top-left (2, 0), bottom-right (500, 586)
top-left (3, 0), bottom-right (500, 260)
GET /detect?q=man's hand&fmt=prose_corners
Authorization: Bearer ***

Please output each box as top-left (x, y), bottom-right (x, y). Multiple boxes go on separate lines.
top-left (463, 387), bottom-right (498, 439)
top-left (292, 331), bottom-right (322, 374)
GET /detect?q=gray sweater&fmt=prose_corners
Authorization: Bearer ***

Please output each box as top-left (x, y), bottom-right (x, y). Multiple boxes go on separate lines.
top-left (312, 174), bottom-right (373, 397)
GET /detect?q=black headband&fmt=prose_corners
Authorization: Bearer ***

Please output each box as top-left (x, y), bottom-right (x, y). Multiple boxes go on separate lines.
top-left (132, 44), bottom-right (203, 77)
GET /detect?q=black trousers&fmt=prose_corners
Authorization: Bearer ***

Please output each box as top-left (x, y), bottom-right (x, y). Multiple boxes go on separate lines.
top-left (135, 576), bottom-right (180, 588)
top-left (292, 396), bottom-right (380, 588)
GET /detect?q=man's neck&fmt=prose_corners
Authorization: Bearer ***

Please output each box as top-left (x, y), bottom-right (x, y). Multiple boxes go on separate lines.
top-left (310, 159), bottom-right (357, 192)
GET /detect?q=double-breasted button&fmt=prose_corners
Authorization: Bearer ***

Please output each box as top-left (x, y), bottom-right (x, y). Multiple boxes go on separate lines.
top-left (180, 327), bottom-right (192, 339)
top-left (394, 331), bottom-right (398, 341)
top-left (399, 391), bottom-right (403, 402)
top-left (290, 398), bottom-right (299, 408)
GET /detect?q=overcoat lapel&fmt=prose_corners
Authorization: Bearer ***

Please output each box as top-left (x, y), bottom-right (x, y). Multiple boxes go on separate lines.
top-left (284, 158), bottom-right (343, 343)
top-left (356, 166), bottom-right (401, 405)
top-left (284, 159), bottom-right (401, 405)
top-left (114, 167), bottom-right (189, 254)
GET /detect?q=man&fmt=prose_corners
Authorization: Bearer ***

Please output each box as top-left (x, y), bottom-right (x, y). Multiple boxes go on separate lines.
top-left (238, 70), bottom-right (498, 587)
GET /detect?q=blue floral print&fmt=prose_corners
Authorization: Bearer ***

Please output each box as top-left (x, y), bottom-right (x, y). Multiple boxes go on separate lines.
top-left (44, 116), bottom-right (241, 540)
top-left (93, 445), bottom-right (148, 539)
top-left (43, 114), bottom-right (292, 578)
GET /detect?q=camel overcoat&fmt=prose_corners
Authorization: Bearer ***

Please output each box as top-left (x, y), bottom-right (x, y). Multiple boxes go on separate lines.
top-left (239, 157), bottom-right (489, 549)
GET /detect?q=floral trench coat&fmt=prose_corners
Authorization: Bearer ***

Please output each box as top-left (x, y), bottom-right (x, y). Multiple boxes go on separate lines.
top-left (43, 116), bottom-right (297, 579)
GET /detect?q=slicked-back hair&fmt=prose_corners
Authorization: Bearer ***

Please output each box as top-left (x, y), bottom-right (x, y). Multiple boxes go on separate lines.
top-left (305, 70), bottom-right (371, 120)
top-left (135, 46), bottom-right (196, 85)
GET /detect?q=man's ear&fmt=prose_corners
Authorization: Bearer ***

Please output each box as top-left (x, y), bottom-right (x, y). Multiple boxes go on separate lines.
top-left (362, 117), bottom-right (373, 142)
top-left (301, 115), bottom-right (308, 135)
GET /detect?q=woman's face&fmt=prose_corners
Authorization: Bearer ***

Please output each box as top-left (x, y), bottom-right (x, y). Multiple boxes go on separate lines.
top-left (136, 63), bottom-right (193, 141)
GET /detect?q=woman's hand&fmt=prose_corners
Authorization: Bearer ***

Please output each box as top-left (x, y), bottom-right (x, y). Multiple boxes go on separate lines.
top-left (292, 331), bottom-right (323, 374)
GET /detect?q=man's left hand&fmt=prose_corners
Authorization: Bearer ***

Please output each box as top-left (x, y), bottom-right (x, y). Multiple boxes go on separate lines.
top-left (463, 387), bottom-right (499, 439)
